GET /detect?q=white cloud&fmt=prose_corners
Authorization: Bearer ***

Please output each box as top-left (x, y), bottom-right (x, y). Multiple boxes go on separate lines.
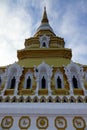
top-left (0, 0), bottom-right (33, 66)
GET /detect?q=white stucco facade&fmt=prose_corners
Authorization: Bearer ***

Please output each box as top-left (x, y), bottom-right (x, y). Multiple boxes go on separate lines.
top-left (0, 103), bottom-right (87, 130)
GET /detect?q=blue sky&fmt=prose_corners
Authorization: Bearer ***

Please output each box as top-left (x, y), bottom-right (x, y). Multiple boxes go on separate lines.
top-left (0, 0), bottom-right (87, 66)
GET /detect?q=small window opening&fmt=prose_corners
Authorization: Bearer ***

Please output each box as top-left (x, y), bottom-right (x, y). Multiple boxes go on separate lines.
top-left (26, 76), bottom-right (31, 89)
top-left (10, 76), bottom-right (16, 89)
top-left (43, 42), bottom-right (46, 47)
top-left (41, 76), bottom-right (46, 89)
top-left (72, 76), bottom-right (78, 88)
top-left (57, 76), bottom-right (62, 88)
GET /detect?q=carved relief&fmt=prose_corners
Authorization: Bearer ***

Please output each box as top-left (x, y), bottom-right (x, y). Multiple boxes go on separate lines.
top-left (73, 117), bottom-right (86, 129)
top-left (19, 116), bottom-right (31, 129)
top-left (1, 116), bottom-right (13, 129)
top-left (36, 116), bottom-right (49, 129)
top-left (55, 116), bottom-right (67, 129)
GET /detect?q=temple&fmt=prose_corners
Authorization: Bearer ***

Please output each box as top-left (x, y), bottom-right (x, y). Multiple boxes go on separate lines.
top-left (0, 7), bottom-right (87, 130)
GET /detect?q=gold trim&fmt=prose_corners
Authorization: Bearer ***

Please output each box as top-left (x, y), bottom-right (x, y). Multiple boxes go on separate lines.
top-left (74, 89), bottom-right (84, 95)
top-left (17, 49), bottom-right (72, 60)
top-left (73, 116), bottom-right (86, 130)
top-left (4, 89), bottom-right (14, 95)
top-left (20, 89), bottom-right (34, 95)
top-left (55, 116), bottom-right (67, 129)
top-left (1, 116), bottom-right (13, 129)
top-left (36, 116), bottom-right (49, 129)
top-left (38, 89), bottom-right (48, 95)
top-left (19, 116), bottom-right (31, 129)
top-left (52, 88), bottom-right (69, 95)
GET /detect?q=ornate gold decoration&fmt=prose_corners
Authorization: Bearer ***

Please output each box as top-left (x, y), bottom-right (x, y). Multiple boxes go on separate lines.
top-left (4, 89), bottom-right (14, 95)
top-left (38, 89), bottom-right (48, 95)
top-left (52, 88), bottom-right (69, 95)
top-left (20, 89), bottom-right (34, 95)
top-left (17, 49), bottom-right (72, 60)
top-left (74, 89), bottom-right (84, 95)
top-left (19, 116), bottom-right (31, 129)
top-left (1, 116), bottom-right (13, 129)
top-left (36, 116), bottom-right (49, 129)
top-left (73, 116), bottom-right (86, 130)
top-left (55, 116), bottom-right (67, 129)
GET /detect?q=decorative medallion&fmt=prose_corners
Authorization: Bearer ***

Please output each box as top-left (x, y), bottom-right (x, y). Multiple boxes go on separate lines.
top-left (1, 116), bottom-right (13, 129)
top-left (73, 116), bottom-right (86, 129)
top-left (36, 116), bottom-right (48, 129)
top-left (19, 116), bottom-right (31, 129)
top-left (55, 116), bottom-right (67, 129)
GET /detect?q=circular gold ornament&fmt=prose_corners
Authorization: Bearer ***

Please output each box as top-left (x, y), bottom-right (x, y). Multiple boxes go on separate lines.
top-left (55, 116), bottom-right (67, 129)
top-left (73, 117), bottom-right (86, 129)
top-left (36, 116), bottom-right (48, 129)
top-left (1, 116), bottom-right (13, 129)
top-left (19, 116), bottom-right (31, 129)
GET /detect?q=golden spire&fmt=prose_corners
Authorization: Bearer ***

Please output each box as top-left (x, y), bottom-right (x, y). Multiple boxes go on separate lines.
top-left (41, 7), bottom-right (49, 23)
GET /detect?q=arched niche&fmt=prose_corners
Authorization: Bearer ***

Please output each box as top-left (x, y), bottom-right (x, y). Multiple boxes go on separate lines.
top-left (34, 62), bottom-right (53, 89)
top-left (39, 34), bottom-right (50, 48)
top-left (64, 62), bottom-right (84, 93)
top-left (24, 71), bottom-right (33, 89)
top-left (3, 63), bottom-right (23, 95)
top-left (55, 70), bottom-right (64, 89)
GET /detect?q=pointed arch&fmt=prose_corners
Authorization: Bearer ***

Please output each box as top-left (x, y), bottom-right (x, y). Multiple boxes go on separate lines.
top-left (33, 96), bottom-right (38, 102)
top-left (55, 96), bottom-right (61, 103)
top-left (77, 96), bottom-right (83, 103)
top-left (11, 96), bottom-right (17, 102)
top-left (62, 96), bottom-right (68, 103)
top-left (4, 63), bottom-right (23, 96)
top-left (40, 96), bottom-right (46, 103)
top-left (69, 96), bottom-right (76, 103)
top-left (26, 76), bottom-right (31, 89)
top-left (34, 62), bottom-right (53, 90)
top-left (64, 62), bottom-right (84, 92)
top-left (55, 70), bottom-right (64, 89)
top-left (39, 35), bottom-right (50, 48)
top-left (72, 76), bottom-right (78, 88)
top-left (41, 76), bottom-right (46, 89)
top-left (25, 96), bottom-right (31, 103)
top-left (10, 76), bottom-right (16, 89)
top-left (57, 76), bottom-right (62, 88)
top-left (24, 71), bottom-right (33, 89)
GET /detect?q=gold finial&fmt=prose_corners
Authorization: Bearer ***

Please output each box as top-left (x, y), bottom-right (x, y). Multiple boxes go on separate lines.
top-left (41, 6), bottom-right (49, 23)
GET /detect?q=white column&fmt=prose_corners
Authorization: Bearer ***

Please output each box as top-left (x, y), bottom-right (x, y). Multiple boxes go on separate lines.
top-left (68, 78), bottom-right (74, 95)
top-left (14, 78), bottom-right (19, 96)
top-left (48, 79), bottom-right (51, 95)
top-left (35, 78), bottom-right (39, 96)
top-left (80, 79), bottom-right (87, 95)
top-left (1, 78), bottom-right (8, 96)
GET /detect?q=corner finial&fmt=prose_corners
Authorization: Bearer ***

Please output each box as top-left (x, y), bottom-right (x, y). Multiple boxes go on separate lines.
top-left (41, 6), bottom-right (49, 23)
